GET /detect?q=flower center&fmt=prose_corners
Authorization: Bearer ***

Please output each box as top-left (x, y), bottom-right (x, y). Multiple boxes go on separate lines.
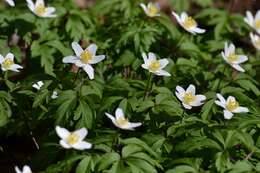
top-left (66, 133), bottom-right (80, 145)
top-left (227, 53), bottom-right (238, 63)
top-left (2, 59), bottom-right (14, 69)
top-left (80, 51), bottom-right (92, 64)
top-left (255, 19), bottom-right (260, 29)
top-left (116, 117), bottom-right (129, 126)
top-left (35, 4), bottom-right (46, 16)
top-left (183, 17), bottom-right (197, 29)
top-left (183, 92), bottom-right (196, 104)
top-left (149, 60), bottom-right (160, 71)
top-left (226, 100), bottom-right (239, 111)
top-left (147, 4), bottom-right (159, 16)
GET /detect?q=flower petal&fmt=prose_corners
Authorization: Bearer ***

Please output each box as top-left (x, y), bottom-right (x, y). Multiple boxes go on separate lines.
top-left (105, 112), bottom-right (117, 125)
top-left (73, 128), bottom-right (87, 141)
top-left (23, 165), bottom-right (32, 173)
top-left (142, 53), bottom-right (148, 64)
top-left (141, 64), bottom-right (149, 70)
top-left (244, 11), bottom-right (254, 27)
top-left (183, 103), bottom-right (192, 109)
top-left (89, 55), bottom-right (105, 64)
top-left (233, 106), bottom-right (249, 113)
top-left (186, 84), bottom-right (196, 95)
top-left (60, 140), bottom-right (71, 149)
top-left (172, 11), bottom-right (182, 24)
top-left (44, 7), bottom-right (56, 15)
top-left (128, 122), bottom-right (142, 129)
top-left (72, 141), bottom-right (92, 150)
top-left (87, 44), bottom-right (97, 55)
top-left (224, 110), bottom-right (233, 119)
top-left (82, 64), bottom-right (94, 80)
top-left (215, 100), bottom-right (226, 109)
top-left (155, 69), bottom-right (171, 76)
top-left (140, 3), bottom-right (147, 14)
top-left (71, 42), bottom-right (83, 57)
top-left (55, 126), bottom-right (70, 139)
top-left (159, 59), bottom-right (169, 69)
top-left (6, 53), bottom-right (14, 61)
top-left (193, 27), bottom-right (206, 34)
top-left (176, 86), bottom-right (185, 98)
top-left (15, 166), bottom-right (22, 173)
top-left (5, 0), bottom-right (15, 6)
top-left (115, 108), bottom-right (124, 119)
top-left (231, 64), bottom-right (245, 72)
top-left (26, 0), bottom-right (35, 11)
top-left (148, 52), bottom-right (156, 61)
top-left (216, 93), bottom-right (226, 105)
top-left (236, 55), bottom-right (248, 63)
top-left (62, 56), bottom-right (78, 64)
top-left (35, 0), bottom-right (44, 7)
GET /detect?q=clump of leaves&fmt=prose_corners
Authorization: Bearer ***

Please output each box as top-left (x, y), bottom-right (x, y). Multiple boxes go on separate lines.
top-left (0, 0), bottom-right (260, 173)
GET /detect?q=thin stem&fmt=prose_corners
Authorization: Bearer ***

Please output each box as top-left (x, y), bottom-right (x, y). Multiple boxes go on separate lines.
top-left (143, 73), bottom-right (152, 101)
top-left (245, 150), bottom-right (254, 160)
top-left (73, 68), bottom-right (81, 85)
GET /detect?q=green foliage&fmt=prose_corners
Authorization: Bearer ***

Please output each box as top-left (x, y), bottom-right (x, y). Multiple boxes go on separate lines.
top-left (0, 0), bottom-right (260, 173)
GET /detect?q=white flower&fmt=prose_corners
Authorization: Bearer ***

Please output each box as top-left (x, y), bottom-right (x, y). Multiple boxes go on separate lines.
top-left (55, 126), bottom-right (92, 150)
top-left (26, 0), bottom-right (57, 18)
top-left (51, 91), bottom-right (58, 99)
top-left (5, 0), bottom-right (15, 6)
top-left (105, 108), bottom-right (142, 130)
top-left (221, 42), bottom-right (248, 72)
top-left (0, 53), bottom-right (23, 72)
top-left (244, 10), bottom-right (260, 34)
top-left (32, 81), bottom-right (44, 90)
top-left (215, 93), bottom-right (249, 120)
top-left (172, 11), bottom-right (205, 35)
top-left (15, 165), bottom-right (32, 173)
top-left (141, 52), bottom-right (171, 76)
top-left (175, 84), bottom-right (206, 110)
top-left (63, 42), bottom-right (105, 80)
top-left (140, 2), bottom-right (160, 17)
top-left (250, 33), bottom-right (260, 50)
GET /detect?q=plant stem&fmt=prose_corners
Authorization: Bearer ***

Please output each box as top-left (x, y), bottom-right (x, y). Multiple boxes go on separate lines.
top-left (143, 73), bottom-right (152, 101)
top-left (73, 68), bottom-right (81, 85)
top-left (245, 150), bottom-right (254, 160)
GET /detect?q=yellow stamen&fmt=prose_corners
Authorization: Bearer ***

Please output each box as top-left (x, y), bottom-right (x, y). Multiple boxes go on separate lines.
top-left (226, 100), bottom-right (239, 112)
top-left (2, 59), bottom-right (14, 69)
top-left (147, 4), bottom-right (159, 16)
top-left (227, 53), bottom-right (238, 63)
top-left (116, 117), bottom-right (129, 126)
top-left (183, 92), bottom-right (196, 104)
top-left (149, 60), bottom-right (160, 71)
top-left (35, 4), bottom-right (46, 16)
top-left (255, 19), bottom-right (260, 29)
top-left (80, 51), bottom-right (92, 64)
top-left (66, 133), bottom-right (80, 145)
top-left (183, 16), bottom-right (197, 29)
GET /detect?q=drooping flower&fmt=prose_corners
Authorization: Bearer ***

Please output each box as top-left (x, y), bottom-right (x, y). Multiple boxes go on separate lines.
top-left (141, 52), bottom-right (171, 76)
top-left (55, 126), bottom-right (92, 150)
top-left (172, 11), bottom-right (205, 35)
top-left (221, 42), bottom-right (248, 72)
top-left (215, 93), bottom-right (249, 120)
top-left (0, 53), bottom-right (23, 72)
top-left (250, 33), bottom-right (260, 50)
top-left (63, 42), bottom-right (105, 80)
top-left (140, 2), bottom-right (160, 17)
top-left (51, 91), bottom-right (58, 99)
top-left (15, 165), bottom-right (32, 173)
top-left (105, 108), bottom-right (142, 130)
top-left (5, 0), bottom-right (15, 6)
top-left (32, 81), bottom-right (44, 90)
top-left (244, 10), bottom-right (260, 34)
top-left (26, 0), bottom-right (57, 18)
top-left (175, 84), bottom-right (206, 109)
